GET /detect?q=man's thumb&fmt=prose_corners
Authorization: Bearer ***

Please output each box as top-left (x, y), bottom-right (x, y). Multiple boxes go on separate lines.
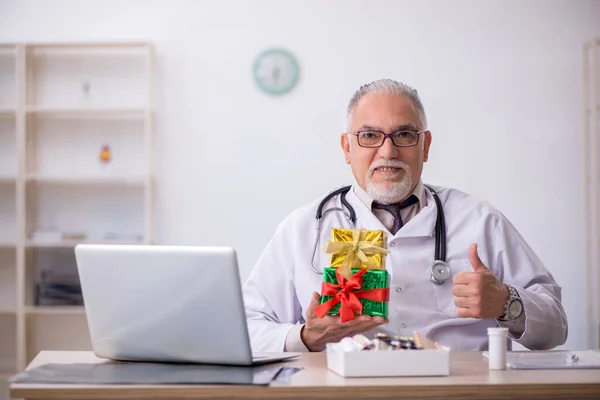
top-left (468, 243), bottom-right (488, 272)
top-left (307, 291), bottom-right (321, 318)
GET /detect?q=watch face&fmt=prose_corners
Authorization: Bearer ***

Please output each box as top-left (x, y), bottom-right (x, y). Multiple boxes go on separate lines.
top-left (509, 299), bottom-right (523, 317)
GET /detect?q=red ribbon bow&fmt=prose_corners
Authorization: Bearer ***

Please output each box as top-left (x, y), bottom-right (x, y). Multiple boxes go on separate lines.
top-left (314, 268), bottom-right (389, 323)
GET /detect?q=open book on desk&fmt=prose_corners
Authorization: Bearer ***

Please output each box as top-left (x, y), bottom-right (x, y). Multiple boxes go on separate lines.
top-left (482, 350), bottom-right (600, 370)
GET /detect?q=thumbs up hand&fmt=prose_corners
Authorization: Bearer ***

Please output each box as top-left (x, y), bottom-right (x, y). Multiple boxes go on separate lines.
top-left (451, 243), bottom-right (510, 319)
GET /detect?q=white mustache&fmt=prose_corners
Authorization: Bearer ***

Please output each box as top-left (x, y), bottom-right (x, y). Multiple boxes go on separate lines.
top-left (368, 160), bottom-right (408, 176)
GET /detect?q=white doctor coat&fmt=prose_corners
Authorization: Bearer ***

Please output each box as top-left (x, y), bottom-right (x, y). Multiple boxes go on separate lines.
top-left (242, 184), bottom-right (568, 352)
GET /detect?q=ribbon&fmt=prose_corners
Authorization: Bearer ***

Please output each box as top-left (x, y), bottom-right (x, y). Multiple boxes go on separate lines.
top-left (314, 268), bottom-right (390, 323)
top-left (323, 228), bottom-right (390, 280)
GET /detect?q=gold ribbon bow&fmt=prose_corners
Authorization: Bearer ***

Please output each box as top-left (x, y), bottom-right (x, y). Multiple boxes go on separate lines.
top-left (323, 228), bottom-right (390, 280)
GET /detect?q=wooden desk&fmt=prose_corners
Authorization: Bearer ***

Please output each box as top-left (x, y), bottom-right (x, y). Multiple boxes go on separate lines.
top-left (9, 351), bottom-right (600, 400)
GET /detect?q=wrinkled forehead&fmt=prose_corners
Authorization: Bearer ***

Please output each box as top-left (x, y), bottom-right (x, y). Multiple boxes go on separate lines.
top-left (350, 93), bottom-right (421, 131)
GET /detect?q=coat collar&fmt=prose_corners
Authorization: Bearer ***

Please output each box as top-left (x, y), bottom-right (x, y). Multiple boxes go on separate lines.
top-left (353, 179), bottom-right (428, 212)
top-left (345, 184), bottom-right (438, 238)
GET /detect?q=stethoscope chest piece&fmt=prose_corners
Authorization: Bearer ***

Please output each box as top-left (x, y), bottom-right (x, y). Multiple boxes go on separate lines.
top-left (430, 260), bottom-right (452, 285)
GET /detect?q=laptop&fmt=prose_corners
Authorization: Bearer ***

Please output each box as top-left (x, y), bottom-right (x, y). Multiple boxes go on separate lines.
top-left (74, 244), bottom-right (298, 366)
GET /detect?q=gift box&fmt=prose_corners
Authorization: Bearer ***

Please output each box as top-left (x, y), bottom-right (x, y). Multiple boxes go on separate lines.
top-left (328, 228), bottom-right (387, 276)
top-left (315, 228), bottom-right (390, 322)
top-left (319, 267), bottom-right (389, 318)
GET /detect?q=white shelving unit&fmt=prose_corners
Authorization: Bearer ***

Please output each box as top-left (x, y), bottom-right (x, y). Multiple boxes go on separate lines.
top-left (584, 37), bottom-right (600, 350)
top-left (0, 42), bottom-right (154, 374)
top-left (0, 45), bottom-right (18, 389)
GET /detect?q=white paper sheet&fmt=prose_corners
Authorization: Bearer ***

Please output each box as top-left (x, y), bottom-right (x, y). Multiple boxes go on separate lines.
top-left (482, 350), bottom-right (600, 370)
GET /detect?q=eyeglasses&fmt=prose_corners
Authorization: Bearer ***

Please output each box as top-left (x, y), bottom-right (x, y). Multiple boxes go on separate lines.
top-left (350, 129), bottom-right (426, 148)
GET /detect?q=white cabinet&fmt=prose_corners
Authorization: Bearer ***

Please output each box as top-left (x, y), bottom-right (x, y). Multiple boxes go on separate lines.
top-left (0, 42), bottom-right (154, 373)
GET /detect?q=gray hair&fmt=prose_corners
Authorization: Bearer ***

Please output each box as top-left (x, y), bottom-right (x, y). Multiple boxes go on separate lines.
top-left (346, 79), bottom-right (427, 131)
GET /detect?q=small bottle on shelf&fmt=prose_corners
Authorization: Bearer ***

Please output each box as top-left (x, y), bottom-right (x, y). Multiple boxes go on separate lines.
top-left (99, 144), bottom-right (112, 175)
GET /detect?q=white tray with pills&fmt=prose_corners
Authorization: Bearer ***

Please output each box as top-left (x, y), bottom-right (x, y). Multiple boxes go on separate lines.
top-left (326, 333), bottom-right (450, 377)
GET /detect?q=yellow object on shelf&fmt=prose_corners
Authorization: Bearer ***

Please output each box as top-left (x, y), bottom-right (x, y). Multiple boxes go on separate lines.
top-left (99, 145), bottom-right (112, 164)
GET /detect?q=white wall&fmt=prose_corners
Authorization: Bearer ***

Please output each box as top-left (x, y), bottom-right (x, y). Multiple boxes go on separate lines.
top-left (1, 0), bottom-right (598, 351)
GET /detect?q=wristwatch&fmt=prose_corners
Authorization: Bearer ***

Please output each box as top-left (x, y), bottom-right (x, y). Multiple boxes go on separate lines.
top-left (499, 285), bottom-right (524, 321)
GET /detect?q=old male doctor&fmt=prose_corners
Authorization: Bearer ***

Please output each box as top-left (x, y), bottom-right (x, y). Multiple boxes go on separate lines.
top-left (243, 79), bottom-right (568, 352)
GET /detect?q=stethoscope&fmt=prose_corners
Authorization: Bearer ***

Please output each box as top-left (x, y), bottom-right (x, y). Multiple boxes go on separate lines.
top-left (310, 184), bottom-right (452, 285)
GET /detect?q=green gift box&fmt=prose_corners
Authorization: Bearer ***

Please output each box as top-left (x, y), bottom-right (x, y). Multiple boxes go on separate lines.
top-left (319, 267), bottom-right (389, 319)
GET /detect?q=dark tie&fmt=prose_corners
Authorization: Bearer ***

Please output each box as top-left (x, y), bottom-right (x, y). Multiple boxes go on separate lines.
top-left (372, 195), bottom-right (418, 234)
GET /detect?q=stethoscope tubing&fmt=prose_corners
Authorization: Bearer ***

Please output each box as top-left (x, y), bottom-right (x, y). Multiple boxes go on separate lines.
top-left (310, 184), bottom-right (452, 284)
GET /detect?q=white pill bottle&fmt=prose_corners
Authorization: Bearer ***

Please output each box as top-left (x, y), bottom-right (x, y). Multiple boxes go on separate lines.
top-left (487, 327), bottom-right (508, 370)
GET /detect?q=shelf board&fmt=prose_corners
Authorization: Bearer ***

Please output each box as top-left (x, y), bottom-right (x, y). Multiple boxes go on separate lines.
top-left (0, 44), bottom-right (17, 53)
top-left (0, 308), bottom-right (16, 315)
top-left (26, 306), bottom-right (85, 315)
top-left (27, 239), bottom-right (143, 248)
top-left (584, 105), bottom-right (600, 113)
top-left (0, 108), bottom-right (16, 118)
top-left (0, 372), bottom-right (16, 383)
top-left (0, 176), bottom-right (16, 184)
top-left (25, 106), bottom-right (147, 119)
top-left (25, 175), bottom-right (146, 186)
top-left (0, 242), bottom-right (17, 248)
top-left (27, 42), bottom-right (149, 49)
